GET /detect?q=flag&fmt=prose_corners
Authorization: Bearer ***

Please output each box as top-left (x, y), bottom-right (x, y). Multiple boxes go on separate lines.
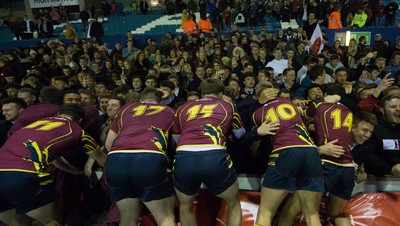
top-left (310, 24), bottom-right (324, 55)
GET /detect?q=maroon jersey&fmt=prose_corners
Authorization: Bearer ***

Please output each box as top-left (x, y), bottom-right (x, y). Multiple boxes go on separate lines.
top-left (109, 102), bottom-right (176, 154)
top-left (0, 117), bottom-right (99, 175)
top-left (252, 97), bottom-right (315, 152)
top-left (8, 103), bottom-right (61, 136)
top-left (175, 96), bottom-right (243, 150)
top-left (306, 101), bottom-right (353, 165)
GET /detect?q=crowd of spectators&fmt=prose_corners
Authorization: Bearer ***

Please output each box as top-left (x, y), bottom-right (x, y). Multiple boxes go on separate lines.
top-left (0, 20), bottom-right (399, 170)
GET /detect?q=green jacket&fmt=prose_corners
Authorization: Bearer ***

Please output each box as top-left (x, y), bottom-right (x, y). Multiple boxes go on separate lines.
top-left (351, 11), bottom-right (368, 28)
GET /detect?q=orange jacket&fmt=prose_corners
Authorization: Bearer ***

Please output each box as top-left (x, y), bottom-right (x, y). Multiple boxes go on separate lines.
top-left (198, 18), bottom-right (212, 33)
top-left (329, 11), bottom-right (343, 29)
top-left (183, 19), bottom-right (198, 34)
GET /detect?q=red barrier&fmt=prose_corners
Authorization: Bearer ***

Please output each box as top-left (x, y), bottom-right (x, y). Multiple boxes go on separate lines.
top-left (103, 192), bottom-right (400, 226)
top-left (344, 192), bottom-right (400, 226)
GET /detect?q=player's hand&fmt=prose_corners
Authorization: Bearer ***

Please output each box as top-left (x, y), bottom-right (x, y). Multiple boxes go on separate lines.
top-left (355, 163), bottom-right (367, 183)
top-left (356, 171), bottom-right (368, 183)
top-left (84, 158), bottom-right (95, 176)
top-left (258, 88), bottom-right (279, 104)
top-left (324, 94), bottom-right (341, 103)
top-left (292, 99), bottom-right (310, 108)
top-left (318, 139), bottom-right (345, 158)
top-left (257, 121), bottom-right (280, 136)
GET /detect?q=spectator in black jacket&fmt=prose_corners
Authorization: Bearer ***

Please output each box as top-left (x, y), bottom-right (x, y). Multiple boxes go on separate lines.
top-left (89, 17), bottom-right (104, 40)
top-left (139, 0), bottom-right (149, 14)
top-left (80, 8), bottom-right (91, 36)
top-left (365, 93), bottom-right (400, 176)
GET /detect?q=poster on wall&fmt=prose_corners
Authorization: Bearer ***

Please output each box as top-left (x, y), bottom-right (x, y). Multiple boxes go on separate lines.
top-left (29, 0), bottom-right (79, 8)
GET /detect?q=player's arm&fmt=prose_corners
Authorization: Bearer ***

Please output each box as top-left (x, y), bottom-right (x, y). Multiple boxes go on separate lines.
top-left (104, 129), bottom-right (118, 153)
top-left (303, 100), bottom-right (319, 119)
top-left (240, 111), bottom-right (279, 145)
top-left (231, 105), bottom-right (246, 139)
top-left (81, 130), bottom-right (107, 167)
top-left (317, 139), bottom-right (345, 157)
top-left (88, 147), bottom-right (106, 167)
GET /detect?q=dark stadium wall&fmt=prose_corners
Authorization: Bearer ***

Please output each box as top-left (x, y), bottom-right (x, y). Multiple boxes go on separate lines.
top-left (0, 27), bottom-right (399, 51)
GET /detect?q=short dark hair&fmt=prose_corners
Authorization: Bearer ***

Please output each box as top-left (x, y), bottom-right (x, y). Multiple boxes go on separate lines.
top-left (113, 85), bottom-right (129, 96)
top-left (379, 93), bottom-right (400, 107)
top-left (63, 89), bottom-right (80, 97)
top-left (223, 87), bottom-right (237, 104)
top-left (243, 72), bottom-right (255, 79)
top-left (200, 78), bottom-right (225, 95)
top-left (59, 103), bottom-right (85, 122)
top-left (39, 86), bottom-right (63, 104)
top-left (145, 75), bottom-right (157, 82)
top-left (325, 83), bottom-right (346, 97)
top-left (279, 88), bottom-right (292, 99)
top-left (53, 76), bottom-right (69, 84)
top-left (283, 68), bottom-right (295, 76)
top-left (306, 56), bottom-right (319, 65)
top-left (18, 87), bottom-right (37, 96)
top-left (110, 95), bottom-right (126, 107)
top-left (308, 65), bottom-right (325, 81)
top-left (187, 91), bottom-right (200, 99)
top-left (335, 67), bottom-right (348, 75)
top-left (141, 87), bottom-right (163, 102)
top-left (305, 83), bottom-right (323, 97)
top-left (160, 80), bottom-right (175, 90)
top-left (353, 111), bottom-right (378, 127)
top-left (1, 97), bottom-right (27, 109)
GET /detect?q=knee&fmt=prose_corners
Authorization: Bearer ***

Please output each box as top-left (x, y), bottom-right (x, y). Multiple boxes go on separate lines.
top-left (330, 212), bottom-right (346, 220)
top-left (283, 204), bottom-right (300, 217)
top-left (158, 214), bottom-right (175, 224)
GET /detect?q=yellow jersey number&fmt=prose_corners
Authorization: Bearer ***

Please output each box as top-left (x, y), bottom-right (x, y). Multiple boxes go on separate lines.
top-left (186, 104), bottom-right (218, 121)
top-left (24, 120), bottom-right (65, 131)
top-left (132, 105), bottom-right (166, 117)
top-left (264, 103), bottom-right (297, 122)
top-left (330, 109), bottom-right (353, 132)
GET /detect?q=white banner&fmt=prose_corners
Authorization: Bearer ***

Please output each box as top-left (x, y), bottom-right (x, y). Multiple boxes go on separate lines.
top-left (29, 0), bottom-right (79, 8)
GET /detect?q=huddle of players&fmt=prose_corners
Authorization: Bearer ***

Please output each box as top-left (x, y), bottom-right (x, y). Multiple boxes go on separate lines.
top-left (0, 78), bottom-right (376, 226)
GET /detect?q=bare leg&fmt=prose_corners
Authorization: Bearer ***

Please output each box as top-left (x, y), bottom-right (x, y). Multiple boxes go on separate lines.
top-left (175, 188), bottom-right (197, 226)
top-left (26, 202), bottom-right (61, 226)
top-left (256, 187), bottom-right (289, 226)
top-left (296, 190), bottom-right (322, 226)
top-left (328, 194), bottom-right (352, 226)
top-left (278, 192), bottom-right (301, 226)
top-left (144, 196), bottom-right (176, 226)
top-left (116, 198), bottom-right (141, 226)
top-left (215, 180), bottom-right (242, 226)
top-left (0, 209), bottom-right (31, 226)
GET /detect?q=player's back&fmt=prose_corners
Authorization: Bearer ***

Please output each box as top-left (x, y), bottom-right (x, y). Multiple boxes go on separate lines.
top-left (0, 117), bottom-right (86, 173)
top-left (176, 96), bottom-right (241, 149)
top-left (313, 102), bottom-right (353, 164)
top-left (109, 102), bottom-right (176, 153)
top-left (253, 97), bottom-right (315, 152)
